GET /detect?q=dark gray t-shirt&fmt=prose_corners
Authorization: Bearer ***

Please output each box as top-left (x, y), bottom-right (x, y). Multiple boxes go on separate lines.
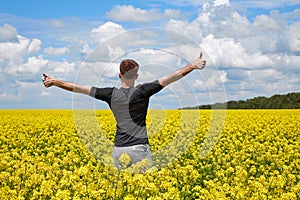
top-left (90, 80), bottom-right (163, 147)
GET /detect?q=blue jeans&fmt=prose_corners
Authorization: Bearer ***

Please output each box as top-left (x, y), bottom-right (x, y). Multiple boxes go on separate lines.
top-left (112, 144), bottom-right (152, 170)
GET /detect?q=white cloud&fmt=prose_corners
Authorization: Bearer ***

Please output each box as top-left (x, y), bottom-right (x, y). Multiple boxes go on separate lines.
top-left (44, 47), bottom-right (69, 56)
top-left (165, 19), bottom-right (203, 42)
top-left (200, 34), bottom-right (274, 68)
top-left (91, 21), bottom-right (126, 44)
top-left (106, 5), bottom-right (162, 23)
top-left (74, 61), bottom-right (120, 87)
top-left (0, 92), bottom-right (18, 100)
top-left (246, 69), bottom-right (283, 82)
top-left (41, 91), bottom-right (51, 96)
top-left (254, 15), bottom-right (280, 31)
top-left (213, 0), bottom-right (230, 7)
top-left (126, 48), bottom-right (180, 67)
top-left (16, 80), bottom-right (40, 88)
top-left (168, 45), bottom-right (201, 63)
top-left (238, 35), bottom-right (278, 53)
top-left (164, 9), bottom-right (182, 19)
top-left (286, 22), bottom-right (300, 52)
top-left (164, 0), bottom-right (293, 8)
top-left (197, 5), bottom-right (252, 38)
top-left (8, 56), bottom-right (48, 75)
top-left (195, 3), bottom-right (253, 38)
top-left (165, 19), bottom-right (189, 33)
top-left (271, 54), bottom-right (300, 73)
top-left (106, 5), bottom-right (183, 23)
top-left (28, 39), bottom-right (42, 54)
top-left (0, 34), bottom-right (42, 65)
top-left (89, 26), bottom-right (197, 62)
top-left (229, 67), bottom-right (299, 99)
top-left (50, 19), bottom-right (67, 28)
top-left (0, 23), bottom-right (18, 42)
top-left (194, 70), bottom-right (228, 91)
top-left (48, 60), bottom-right (75, 73)
top-left (1, 1), bottom-right (299, 109)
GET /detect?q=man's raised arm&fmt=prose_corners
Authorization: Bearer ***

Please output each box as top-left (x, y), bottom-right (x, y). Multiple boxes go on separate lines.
top-left (158, 52), bottom-right (206, 87)
top-left (42, 74), bottom-right (91, 96)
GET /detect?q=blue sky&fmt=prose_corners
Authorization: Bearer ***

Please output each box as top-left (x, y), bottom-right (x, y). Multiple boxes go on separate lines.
top-left (0, 0), bottom-right (299, 109)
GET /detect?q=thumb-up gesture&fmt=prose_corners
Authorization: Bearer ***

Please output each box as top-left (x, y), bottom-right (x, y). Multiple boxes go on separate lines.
top-left (191, 52), bottom-right (206, 70)
top-left (42, 73), bottom-right (55, 88)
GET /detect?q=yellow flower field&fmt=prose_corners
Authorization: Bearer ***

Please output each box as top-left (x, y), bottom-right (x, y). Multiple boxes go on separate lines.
top-left (0, 110), bottom-right (299, 199)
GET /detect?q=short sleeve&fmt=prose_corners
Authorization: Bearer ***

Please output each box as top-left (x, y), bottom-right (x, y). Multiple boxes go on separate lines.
top-left (90, 87), bottom-right (114, 103)
top-left (138, 80), bottom-right (163, 97)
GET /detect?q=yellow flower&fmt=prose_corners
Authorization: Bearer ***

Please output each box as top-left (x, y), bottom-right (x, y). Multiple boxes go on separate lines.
top-left (118, 153), bottom-right (131, 169)
top-left (0, 110), bottom-right (299, 199)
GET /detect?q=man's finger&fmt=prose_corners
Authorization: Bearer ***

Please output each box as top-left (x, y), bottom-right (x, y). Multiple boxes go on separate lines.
top-left (43, 73), bottom-right (48, 78)
top-left (199, 52), bottom-right (203, 59)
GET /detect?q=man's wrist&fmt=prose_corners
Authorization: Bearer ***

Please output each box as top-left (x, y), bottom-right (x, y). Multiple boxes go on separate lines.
top-left (180, 64), bottom-right (194, 76)
top-left (189, 63), bottom-right (197, 70)
top-left (53, 79), bottom-right (59, 87)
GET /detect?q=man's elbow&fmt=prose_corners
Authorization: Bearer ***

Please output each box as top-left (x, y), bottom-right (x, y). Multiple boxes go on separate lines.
top-left (74, 86), bottom-right (91, 95)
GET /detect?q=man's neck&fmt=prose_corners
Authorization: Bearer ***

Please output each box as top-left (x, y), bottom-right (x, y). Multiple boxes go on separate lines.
top-left (121, 79), bottom-right (135, 88)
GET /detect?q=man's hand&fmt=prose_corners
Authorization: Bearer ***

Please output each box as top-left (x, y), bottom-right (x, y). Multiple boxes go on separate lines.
top-left (158, 52), bottom-right (207, 87)
top-left (42, 73), bottom-right (55, 88)
top-left (191, 52), bottom-right (206, 70)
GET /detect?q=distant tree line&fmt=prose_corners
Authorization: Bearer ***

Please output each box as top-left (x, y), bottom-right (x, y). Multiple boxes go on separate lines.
top-left (180, 92), bottom-right (300, 109)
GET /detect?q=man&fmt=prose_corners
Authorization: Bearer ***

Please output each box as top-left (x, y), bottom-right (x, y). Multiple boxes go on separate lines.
top-left (43, 52), bottom-right (206, 170)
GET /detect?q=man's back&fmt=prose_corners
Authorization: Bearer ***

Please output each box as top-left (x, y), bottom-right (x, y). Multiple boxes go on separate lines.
top-left (91, 80), bottom-right (163, 147)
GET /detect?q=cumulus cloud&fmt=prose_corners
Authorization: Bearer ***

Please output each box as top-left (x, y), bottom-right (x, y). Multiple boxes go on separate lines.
top-left (213, 0), bottom-right (230, 7)
top-left (28, 39), bottom-right (42, 54)
top-left (0, 23), bottom-right (18, 42)
top-left (16, 80), bottom-right (40, 88)
top-left (48, 60), bottom-right (75, 73)
top-left (286, 22), bottom-right (300, 52)
top-left (200, 34), bottom-right (274, 68)
top-left (164, 9), bottom-right (182, 19)
top-left (253, 14), bottom-right (280, 31)
top-left (107, 5), bottom-right (161, 23)
top-left (1, 1), bottom-right (299, 108)
top-left (247, 69), bottom-right (284, 82)
top-left (198, 5), bottom-right (252, 38)
top-left (238, 34), bottom-right (278, 53)
top-left (271, 54), bottom-right (300, 73)
top-left (44, 47), bottom-right (69, 56)
top-left (0, 34), bottom-right (42, 65)
top-left (194, 70), bottom-right (228, 91)
top-left (84, 0), bottom-right (300, 107)
top-left (229, 67), bottom-right (297, 97)
top-left (127, 48), bottom-right (180, 67)
top-left (89, 24), bottom-right (200, 63)
top-left (91, 21), bottom-right (126, 44)
top-left (8, 56), bottom-right (48, 75)
top-left (165, 19), bottom-right (203, 42)
top-left (106, 5), bottom-right (182, 23)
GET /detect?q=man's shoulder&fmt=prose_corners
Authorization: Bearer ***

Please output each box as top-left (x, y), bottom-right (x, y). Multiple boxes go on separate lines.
top-left (93, 86), bottom-right (115, 90)
top-left (136, 80), bottom-right (161, 88)
top-left (135, 80), bottom-right (163, 96)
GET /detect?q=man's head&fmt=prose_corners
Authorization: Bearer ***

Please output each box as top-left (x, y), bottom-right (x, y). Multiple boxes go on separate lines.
top-left (119, 59), bottom-right (139, 79)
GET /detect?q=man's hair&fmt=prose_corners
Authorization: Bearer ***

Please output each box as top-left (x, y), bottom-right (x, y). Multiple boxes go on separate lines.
top-left (120, 59), bottom-right (139, 79)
